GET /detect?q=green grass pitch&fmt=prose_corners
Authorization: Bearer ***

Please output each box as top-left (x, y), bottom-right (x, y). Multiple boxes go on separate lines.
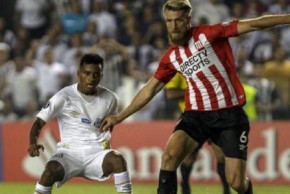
top-left (0, 182), bottom-right (289, 194)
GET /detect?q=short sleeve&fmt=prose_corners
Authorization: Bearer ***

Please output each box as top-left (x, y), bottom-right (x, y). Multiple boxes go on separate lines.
top-left (153, 55), bottom-right (177, 84)
top-left (37, 92), bottom-right (65, 122)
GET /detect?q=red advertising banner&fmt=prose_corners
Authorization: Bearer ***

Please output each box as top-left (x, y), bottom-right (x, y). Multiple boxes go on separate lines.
top-left (1, 120), bottom-right (290, 184)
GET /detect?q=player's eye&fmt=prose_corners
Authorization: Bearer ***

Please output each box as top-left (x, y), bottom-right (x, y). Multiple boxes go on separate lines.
top-left (83, 71), bottom-right (90, 76)
top-left (93, 73), bottom-right (102, 78)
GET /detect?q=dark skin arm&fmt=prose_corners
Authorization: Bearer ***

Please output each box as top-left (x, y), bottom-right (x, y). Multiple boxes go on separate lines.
top-left (27, 117), bottom-right (46, 157)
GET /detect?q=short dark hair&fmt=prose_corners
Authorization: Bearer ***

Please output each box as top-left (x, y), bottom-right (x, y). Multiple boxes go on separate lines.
top-left (79, 53), bottom-right (104, 69)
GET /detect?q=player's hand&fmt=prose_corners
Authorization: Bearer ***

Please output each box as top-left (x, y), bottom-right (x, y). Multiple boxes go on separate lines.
top-left (100, 115), bottom-right (119, 133)
top-left (28, 143), bottom-right (44, 157)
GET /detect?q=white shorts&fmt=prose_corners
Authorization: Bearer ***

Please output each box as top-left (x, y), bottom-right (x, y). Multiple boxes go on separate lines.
top-left (48, 142), bottom-right (115, 187)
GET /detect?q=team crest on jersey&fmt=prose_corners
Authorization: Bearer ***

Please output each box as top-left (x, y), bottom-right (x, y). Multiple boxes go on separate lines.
top-left (94, 118), bottom-right (103, 128)
top-left (81, 118), bottom-right (91, 124)
top-left (194, 40), bottom-right (204, 50)
top-left (70, 111), bottom-right (80, 118)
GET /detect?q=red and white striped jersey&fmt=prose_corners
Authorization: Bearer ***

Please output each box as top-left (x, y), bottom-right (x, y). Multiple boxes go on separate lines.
top-left (154, 20), bottom-right (246, 111)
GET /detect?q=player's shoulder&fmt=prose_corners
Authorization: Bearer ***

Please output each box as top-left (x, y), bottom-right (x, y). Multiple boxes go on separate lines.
top-left (192, 24), bottom-right (213, 35)
top-left (98, 85), bottom-right (118, 101)
top-left (160, 46), bottom-right (176, 64)
top-left (59, 84), bottom-right (75, 95)
top-left (54, 84), bottom-right (76, 100)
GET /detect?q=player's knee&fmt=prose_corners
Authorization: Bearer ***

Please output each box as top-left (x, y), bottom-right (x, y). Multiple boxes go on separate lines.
top-left (161, 152), bottom-right (174, 163)
top-left (116, 156), bottom-right (127, 171)
top-left (182, 152), bottom-right (197, 165)
top-left (40, 161), bottom-right (64, 185)
top-left (114, 171), bottom-right (132, 193)
top-left (215, 152), bottom-right (225, 163)
top-left (211, 144), bottom-right (225, 163)
top-left (227, 175), bottom-right (245, 192)
top-left (161, 152), bottom-right (181, 170)
top-left (111, 152), bottom-right (128, 172)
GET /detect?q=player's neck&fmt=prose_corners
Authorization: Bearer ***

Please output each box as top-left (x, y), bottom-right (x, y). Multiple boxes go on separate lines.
top-left (77, 84), bottom-right (98, 96)
top-left (170, 31), bottom-right (191, 46)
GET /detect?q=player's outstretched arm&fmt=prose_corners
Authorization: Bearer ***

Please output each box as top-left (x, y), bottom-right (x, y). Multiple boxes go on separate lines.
top-left (237, 14), bottom-right (290, 35)
top-left (28, 117), bottom-right (46, 157)
top-left (100, 77), bottom-right (165, 132)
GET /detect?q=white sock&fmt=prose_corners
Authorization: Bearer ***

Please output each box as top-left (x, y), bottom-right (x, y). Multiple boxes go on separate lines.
top-left (114, 171), bottom-right (132, 193)
top-left (34, 182), bottom-right (52, 194)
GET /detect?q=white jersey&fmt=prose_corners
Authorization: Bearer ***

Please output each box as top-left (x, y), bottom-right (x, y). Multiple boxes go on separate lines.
top-left (37, 84), bottom-right (118, 146)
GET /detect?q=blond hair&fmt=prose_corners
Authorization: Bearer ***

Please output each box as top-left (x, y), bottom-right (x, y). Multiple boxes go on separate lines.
top-left (163, 0), bottom-right (192, 16)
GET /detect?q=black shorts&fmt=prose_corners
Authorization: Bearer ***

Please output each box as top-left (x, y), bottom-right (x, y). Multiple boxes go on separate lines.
top-left (174, 106), bottom-right (250, 160)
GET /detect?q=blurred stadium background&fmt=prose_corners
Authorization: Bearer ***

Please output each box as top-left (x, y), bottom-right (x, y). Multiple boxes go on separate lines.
top-left (0, 0), bottom-right (290, 194)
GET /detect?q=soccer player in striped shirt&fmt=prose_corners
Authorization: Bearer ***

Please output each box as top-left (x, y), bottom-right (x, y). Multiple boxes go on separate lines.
top-left (165, 73), bottom-right (231, 194)
top-left (100, 0), bottom-right (290, 193)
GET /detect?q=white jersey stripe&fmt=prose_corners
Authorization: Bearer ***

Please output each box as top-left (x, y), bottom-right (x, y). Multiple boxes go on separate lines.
top-left (184, 39), bottom-right (199, 109)
top-left (184, 42), bottom-right (207, 110)
top-left (178, 45), bottom-right (187, 63)
top-left (199, 34), bottom-right (238, 108)
top-left (169, 50), bottom-right (181, 71)
top-left (209, 65), bottom-right (238, 107)
top-left (195, 72), bottom-right (212, 110)
top-left (188, 77), bottom-right (203, 110)
top-left (186, 76), bottom-right (198, 110)
top-left (188, 37), bottom-right (198, 54)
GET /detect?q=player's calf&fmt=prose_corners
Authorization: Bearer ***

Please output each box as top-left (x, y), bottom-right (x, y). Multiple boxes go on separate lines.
top-left (217, 162), bottom-right (231, 194)
top-left (180, 162), bottom-right (193, 194)
top-left (244, 179), bottom-right (253, 194)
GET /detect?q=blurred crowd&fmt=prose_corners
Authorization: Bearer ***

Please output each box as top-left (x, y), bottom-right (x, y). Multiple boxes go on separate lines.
top-left (0, 0), bottom-right (290, 122)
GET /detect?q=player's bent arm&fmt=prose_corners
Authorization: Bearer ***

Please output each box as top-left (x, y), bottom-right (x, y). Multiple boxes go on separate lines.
top-left (237, 14), bottom-right (290, 35)
top-left (29, 117), bottom-right (46, 145)
top-left (28, 118), bottom-right (46, 157)
top-left (117, 77), bottom-right (165, 122)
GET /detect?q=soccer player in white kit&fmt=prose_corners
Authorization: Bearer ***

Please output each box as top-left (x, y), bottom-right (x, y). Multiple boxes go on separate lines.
top-left (28, 53), bottom-right (132, 194)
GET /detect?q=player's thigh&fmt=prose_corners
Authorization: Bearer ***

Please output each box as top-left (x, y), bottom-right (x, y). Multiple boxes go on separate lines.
top-left (41, 161), bottom-right (65, 181)
top-left (210, 142), bottom-right (225, 163)
top-left (212, 123), bottom-right (250, 160)
top-left (83, 149), bottom-right (114, 181)
top-left (182, 142), bottom-right (203, 165)
top-left (47, 149), bottom-right (84, 187)
top-left (162, 130), bottom-right (199, 168)
top-left (102, 150), bottom-right (127, 176)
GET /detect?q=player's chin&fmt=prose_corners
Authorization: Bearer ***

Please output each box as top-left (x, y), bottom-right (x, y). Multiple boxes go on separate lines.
top-left (85, 89), bottom-right (94, 95)
top-left (169, 35), bottom-right (183, 44)
top-left (85, 85), bottom-right (96, 92)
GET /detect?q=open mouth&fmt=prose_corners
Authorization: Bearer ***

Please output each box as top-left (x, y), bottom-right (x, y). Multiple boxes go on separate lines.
top-left (87, 84), bottom-right (95, 89)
